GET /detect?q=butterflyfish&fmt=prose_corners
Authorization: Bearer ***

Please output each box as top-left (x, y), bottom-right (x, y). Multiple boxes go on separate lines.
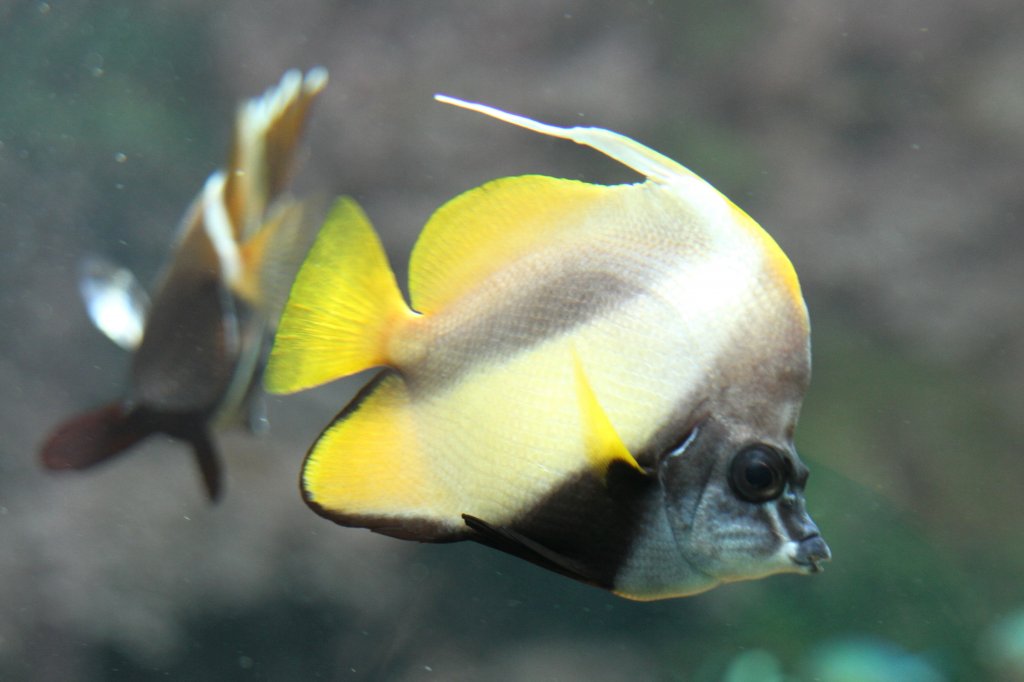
top-left (266, 95), bottom-right (830, 600)
top-left (39, 68), bottom-right (328, 500)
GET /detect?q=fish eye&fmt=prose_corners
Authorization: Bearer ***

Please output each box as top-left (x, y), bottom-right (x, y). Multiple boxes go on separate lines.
top-left (729, 445), bottom-right (787, 503)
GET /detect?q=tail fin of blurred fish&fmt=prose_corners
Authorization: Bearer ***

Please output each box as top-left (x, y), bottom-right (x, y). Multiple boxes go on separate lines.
top-left (39, 402), bottom-right (224, 500)
top-left (39, 402), bottom-right (150, 472)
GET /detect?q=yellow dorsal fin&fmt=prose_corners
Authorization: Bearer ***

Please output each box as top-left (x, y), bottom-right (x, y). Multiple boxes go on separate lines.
top-left (572, 351), bottom-right (644, 479)
top-left (265, 198), bottom-right (415, 394)
top-left (408, 175), bottom-right (621, 313)
top-left (435, 95), bottom-right (805, 309)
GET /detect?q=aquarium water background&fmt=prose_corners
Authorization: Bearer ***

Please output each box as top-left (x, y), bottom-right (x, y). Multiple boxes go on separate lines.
top-left (1, 1), bottom-right (1022, 680)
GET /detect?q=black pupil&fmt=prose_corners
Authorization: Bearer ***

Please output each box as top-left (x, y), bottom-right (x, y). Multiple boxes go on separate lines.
top-left (730, 446), bottom-right (787, 503)
top-left (745, 460), bottom-right (775, 489)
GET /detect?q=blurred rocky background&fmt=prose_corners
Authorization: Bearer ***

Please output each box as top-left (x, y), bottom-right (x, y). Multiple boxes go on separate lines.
top-left (1, 1), bottom-right (1021, 680)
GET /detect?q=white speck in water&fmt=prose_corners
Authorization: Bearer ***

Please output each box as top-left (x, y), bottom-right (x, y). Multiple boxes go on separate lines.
top-left (85, 52), bottom-right (104, 78)
top-left (238, 656), bottom-right (253, 669)
top-left (424, 665), bottom-right (433, 672)
top-left (910, 143), bottom-right (921, 150)
top-left (411, 562), bottom-right (430, 581)
top-left (36, 2), bottom-right (50, 15)
top-left (114, 152), bottom-right (127, 163)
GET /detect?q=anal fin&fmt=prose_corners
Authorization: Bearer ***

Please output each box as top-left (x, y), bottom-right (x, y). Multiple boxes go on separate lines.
top-left (301, 371), bottom-right (460, 540)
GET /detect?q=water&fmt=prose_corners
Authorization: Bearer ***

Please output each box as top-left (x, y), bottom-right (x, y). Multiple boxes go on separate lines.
top-left (2, 2), bottom-right (1022, 680)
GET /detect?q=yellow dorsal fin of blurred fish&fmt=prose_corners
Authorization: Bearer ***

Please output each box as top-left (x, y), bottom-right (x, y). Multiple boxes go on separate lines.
top-left (193, 68), bottom-right (327, 306)
top-left (225, 67), bottom-right (328, 240)
top-left (265, 198), bottom-right (415, 394)
top-left (572, 351), bottom-right (645, 480)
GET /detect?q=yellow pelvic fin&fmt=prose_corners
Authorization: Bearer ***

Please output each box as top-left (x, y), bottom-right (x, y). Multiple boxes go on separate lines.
top-left (302, 372), bottom-right (458, 537)
top-left (408, 175), bottom-right (619, 313)
top-left (265, 198), bottom-right (414, 394)
top-left (571, 351), bottom-right (644, 479)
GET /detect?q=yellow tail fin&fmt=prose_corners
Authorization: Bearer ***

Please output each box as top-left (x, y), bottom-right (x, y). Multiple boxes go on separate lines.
top-left (265, 198), bottom-right (414, 394)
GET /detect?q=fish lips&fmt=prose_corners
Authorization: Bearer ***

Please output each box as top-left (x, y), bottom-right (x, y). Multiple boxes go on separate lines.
top-left (791, 532), bottom-right (832, 573)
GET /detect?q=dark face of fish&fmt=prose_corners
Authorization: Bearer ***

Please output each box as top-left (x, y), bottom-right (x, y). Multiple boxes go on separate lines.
top-left (609, 322), bottom-right (830, 600)
top-left (650, 417), bottom-right (829, 591)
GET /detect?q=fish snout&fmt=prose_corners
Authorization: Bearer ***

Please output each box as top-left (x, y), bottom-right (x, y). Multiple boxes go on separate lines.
top-left (793, 534), bottom-right (831, 573)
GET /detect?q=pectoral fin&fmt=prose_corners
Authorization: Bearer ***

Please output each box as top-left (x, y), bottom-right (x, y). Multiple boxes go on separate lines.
top-left (572, 352), bottom-right (646, 482)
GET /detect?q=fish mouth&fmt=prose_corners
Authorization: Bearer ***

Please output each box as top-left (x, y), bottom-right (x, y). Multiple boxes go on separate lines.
top-left (791, 534), bottom-right (831, 573)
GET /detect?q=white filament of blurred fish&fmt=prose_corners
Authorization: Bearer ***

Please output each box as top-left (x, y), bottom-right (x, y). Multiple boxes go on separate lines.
top-left (201, 171), bottom-right (243, 289)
